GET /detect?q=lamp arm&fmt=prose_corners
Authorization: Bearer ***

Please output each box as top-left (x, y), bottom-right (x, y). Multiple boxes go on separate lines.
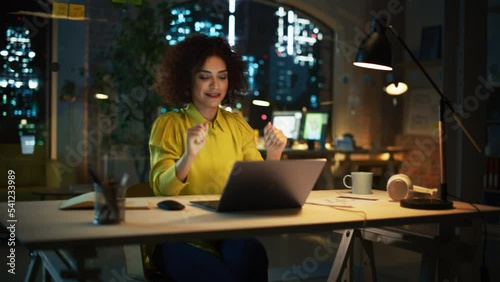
top-left (386, 25), bottom-right (482, 154)
top-left (451, 112), bottom-right (483, 153)
top-left (386, 26), bottom-right (446, 100)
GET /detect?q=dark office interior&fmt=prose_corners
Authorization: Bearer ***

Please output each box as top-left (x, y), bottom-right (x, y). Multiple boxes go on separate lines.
top-left (1, 0), bottom-right (499, 281)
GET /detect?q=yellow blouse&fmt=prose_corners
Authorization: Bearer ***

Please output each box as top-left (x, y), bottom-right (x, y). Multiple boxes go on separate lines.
top-left (149, 103), bottom-right (263, 196)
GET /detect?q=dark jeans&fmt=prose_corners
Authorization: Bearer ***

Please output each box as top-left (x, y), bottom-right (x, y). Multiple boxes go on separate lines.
top-left (152, 238), bottom-right (269, 282)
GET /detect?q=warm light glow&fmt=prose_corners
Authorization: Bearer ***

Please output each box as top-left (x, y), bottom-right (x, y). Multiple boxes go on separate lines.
top-left (95, 93), bottom-right (109, 99)
top-left (353, 62), bottom-right (392, 71)
top-left (384, 82), bottom-right (408, 95)
top-left (379, 152), bottom-right (391, 161)
top-left (252, 100), bottom-right (270, 107)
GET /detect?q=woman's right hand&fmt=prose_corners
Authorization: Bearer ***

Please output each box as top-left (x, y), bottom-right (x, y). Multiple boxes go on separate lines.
top-left (175, 122), bottom-right (208, 183)
top-left (186, 122), bottom-right (209, 157)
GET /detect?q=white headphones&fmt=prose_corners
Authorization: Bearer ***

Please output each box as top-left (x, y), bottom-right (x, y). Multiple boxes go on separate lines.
top-left (386, 174), bottom-right (438, 201)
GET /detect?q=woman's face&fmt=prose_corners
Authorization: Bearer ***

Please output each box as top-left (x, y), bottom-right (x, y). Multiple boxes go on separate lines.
top-left (191, 56), bottom-right (228, 112)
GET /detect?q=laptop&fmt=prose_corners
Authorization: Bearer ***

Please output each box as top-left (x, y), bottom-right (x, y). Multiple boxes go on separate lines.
top-left (190, 159), bottom-right (326, 212)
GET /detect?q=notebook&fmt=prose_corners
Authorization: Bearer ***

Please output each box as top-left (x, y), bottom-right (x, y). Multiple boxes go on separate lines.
top-left (59, 192), bottom-right (150, 210)
top-left (190, 159), bottom-right (326, 212)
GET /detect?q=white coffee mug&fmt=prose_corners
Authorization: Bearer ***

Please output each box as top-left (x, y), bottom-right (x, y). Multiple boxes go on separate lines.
top-left (343, 172), bottom-right (373, 195)
top-left (386, 174), bottom-right (412, 201)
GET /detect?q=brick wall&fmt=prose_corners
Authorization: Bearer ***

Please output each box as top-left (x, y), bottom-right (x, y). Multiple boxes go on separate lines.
top-left (396, 134), bottom-right (440, 188)
top-left (338, 67), bottom-right (403, 149)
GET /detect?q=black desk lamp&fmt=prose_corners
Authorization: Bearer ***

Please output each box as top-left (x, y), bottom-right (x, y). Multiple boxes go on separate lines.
top-left (353, 17), bottom-right (482, 210)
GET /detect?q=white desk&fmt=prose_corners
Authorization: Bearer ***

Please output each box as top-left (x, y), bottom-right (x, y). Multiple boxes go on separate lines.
top-left (1, 190), bottom-right (500, 281)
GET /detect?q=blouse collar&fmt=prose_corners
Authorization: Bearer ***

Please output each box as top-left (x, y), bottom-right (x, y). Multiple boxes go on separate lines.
top-left (185, 103), bottom-right (228, 132)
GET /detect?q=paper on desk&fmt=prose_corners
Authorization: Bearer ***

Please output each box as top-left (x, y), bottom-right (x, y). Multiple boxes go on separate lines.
top-left (306, 195), bottom-right (379, 208)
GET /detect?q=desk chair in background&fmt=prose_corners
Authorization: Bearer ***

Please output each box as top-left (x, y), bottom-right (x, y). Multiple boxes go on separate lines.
top-left (125, 182), bottom-right (155, 198)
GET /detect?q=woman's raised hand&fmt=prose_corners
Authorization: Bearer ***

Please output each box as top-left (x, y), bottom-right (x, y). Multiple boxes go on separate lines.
top-left (264, 122), bottom-right (287, 160)
top-left (186, 122), bottom-right (209, 157)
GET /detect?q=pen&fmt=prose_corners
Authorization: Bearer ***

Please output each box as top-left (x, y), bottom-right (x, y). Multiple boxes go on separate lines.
top-left (306, 202), bottom-right (353, 208)
top-left (338, 196), bottom-right (378, 201)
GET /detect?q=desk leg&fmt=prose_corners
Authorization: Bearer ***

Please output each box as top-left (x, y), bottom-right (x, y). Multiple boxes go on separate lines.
top-left (25, 248), bottom-right (101, 282)
top-left (327, 229), bottom-right (376, 282)
top-left (328, 229), bottom-right (354, 281)
top-left (59, 247), bottom-right (101, 281)
top-left (436, 222), bottom-right (460, 282)
top-left (24, 251), bottom-right (41, 282)
top-left (420, 251), bottom-right (438, 282)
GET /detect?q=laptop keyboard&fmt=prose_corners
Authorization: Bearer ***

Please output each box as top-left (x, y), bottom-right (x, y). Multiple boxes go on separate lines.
top-left (190, 200), bottom-right (220, 210)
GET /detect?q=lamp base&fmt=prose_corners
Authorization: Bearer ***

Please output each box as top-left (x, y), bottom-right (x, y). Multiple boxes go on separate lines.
top-left (400, 198), bottom-right (453, 210)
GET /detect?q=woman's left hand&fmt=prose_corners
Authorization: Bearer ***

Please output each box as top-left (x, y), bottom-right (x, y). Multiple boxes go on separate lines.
top-left (263, 122), bottom-right (287, 160)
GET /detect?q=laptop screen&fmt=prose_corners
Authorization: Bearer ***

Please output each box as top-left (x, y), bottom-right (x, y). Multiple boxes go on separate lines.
top-left (190, 159), bottom-right (326, 212)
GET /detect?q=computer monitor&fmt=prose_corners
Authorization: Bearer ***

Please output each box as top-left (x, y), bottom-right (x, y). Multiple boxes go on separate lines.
top-left (272, 111), bottom-right (303, 140)
top-left (302, 112), bottom-right (329, 141)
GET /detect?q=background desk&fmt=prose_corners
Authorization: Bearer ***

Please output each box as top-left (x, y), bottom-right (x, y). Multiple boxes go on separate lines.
top-left (32, 188), bottom-right (84, 201)
top-left (1, 190), bottom-right (499, 281)
top-left (335, 148), bottom-right (407, 189)
top-left (31, 184), bottom-right (94, 200)
top-left (259, 148), bottom-right (407, 189)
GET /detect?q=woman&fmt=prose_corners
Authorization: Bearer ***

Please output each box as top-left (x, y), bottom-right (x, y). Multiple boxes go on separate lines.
top-left (149, 34), bottom-right (287, 281)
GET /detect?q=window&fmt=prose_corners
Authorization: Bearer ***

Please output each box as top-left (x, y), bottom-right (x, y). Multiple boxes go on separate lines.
top-left (164, 0), bottom-right (334, 111)
top-left (0, 0), bottom-right (335, 187)
top-left (0, 13), bottom-right (47, 145)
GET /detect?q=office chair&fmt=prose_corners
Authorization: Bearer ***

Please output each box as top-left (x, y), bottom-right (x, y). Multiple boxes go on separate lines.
top-left (126, 182), bottom-right (155, 197)
top-left (123, 182), bottom-right (173, 281)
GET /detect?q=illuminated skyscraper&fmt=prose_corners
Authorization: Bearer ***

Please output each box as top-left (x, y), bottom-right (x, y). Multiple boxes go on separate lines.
top-left (165, 3), bottom-right (225, 45)
top-left (0, 26), bottom-right (39, 138)
top-left (270, 7), bottom-right (325, 109)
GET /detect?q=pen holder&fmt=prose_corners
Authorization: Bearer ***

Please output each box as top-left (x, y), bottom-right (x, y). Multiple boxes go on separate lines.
top-left (93, 183), bottom-right (125, 224)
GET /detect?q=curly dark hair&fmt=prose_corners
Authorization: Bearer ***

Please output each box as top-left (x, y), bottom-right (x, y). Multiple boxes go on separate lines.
top-left (157, 34), bottom-right (249, 107)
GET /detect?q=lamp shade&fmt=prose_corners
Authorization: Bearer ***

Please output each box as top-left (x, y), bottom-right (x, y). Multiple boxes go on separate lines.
top-left (353, 19), bottom-right (393, 71)
top-left (384, 82), bottom-right (408, 95)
